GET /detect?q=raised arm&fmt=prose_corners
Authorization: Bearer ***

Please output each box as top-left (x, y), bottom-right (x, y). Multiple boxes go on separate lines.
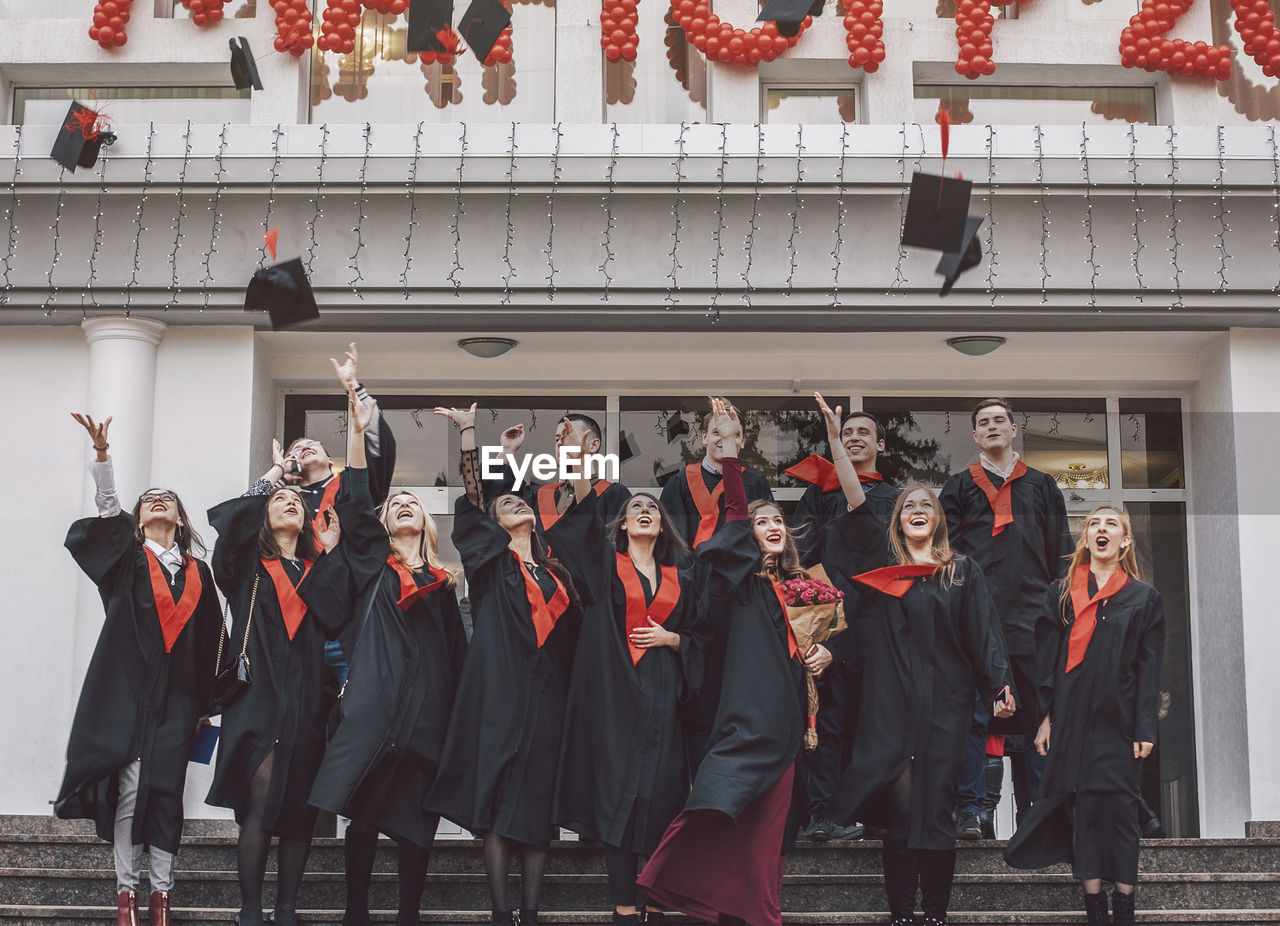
top-left (815, 392), bottom-right (866, 513)
top-left (435, 403), bottom-right (479, 506)
top-left (72, 412), bottom-right (119, 516)
top-left (709, 397), bottom-right (748, 522)
top-left (332, 342), bottom-right (397, 504)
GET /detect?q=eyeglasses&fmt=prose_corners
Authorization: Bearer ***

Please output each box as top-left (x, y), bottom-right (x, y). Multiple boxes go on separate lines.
top-left (140, 493), bottom-right (177, 505)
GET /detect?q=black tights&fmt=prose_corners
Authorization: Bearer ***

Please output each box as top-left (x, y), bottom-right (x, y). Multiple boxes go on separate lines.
top-left (483, 833), bottom-right (548, 917)
top-left (344, 822), bottom-right (433, 924)
top-left (880, 768), bottom-right (957, 920)
top-left (237, 751), bottom-right (313, 921)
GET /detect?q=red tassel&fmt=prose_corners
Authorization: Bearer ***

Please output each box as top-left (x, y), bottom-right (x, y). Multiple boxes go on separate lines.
top-left (436, 27), bottom-right (466, 56)
top-left (65, 106), bottom-right (107, 140)
top-left (938, 108), bottom-right (950, 163)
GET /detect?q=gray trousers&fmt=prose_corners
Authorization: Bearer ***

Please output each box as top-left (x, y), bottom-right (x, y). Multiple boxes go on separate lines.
top-left (114, 760), bottom-right (175, 893)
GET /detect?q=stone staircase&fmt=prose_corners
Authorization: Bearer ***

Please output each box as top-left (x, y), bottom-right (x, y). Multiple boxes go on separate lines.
top-left (1, 816), bottom-right (1277, 925)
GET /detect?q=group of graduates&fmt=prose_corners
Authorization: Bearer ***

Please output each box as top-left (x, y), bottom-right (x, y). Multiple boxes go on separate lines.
top-left (54, 343), bottom-right (1166, 926)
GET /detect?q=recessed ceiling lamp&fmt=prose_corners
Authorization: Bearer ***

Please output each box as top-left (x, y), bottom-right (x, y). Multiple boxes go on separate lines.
top-left (458, 337), bottom-right (518, 358)
top-left (946, 335), bottom-right (1007, 356)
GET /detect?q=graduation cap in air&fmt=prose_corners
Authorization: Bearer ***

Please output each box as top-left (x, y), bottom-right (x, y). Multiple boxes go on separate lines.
top-left (935, 215), bottom-right (984, 296)
top-left (654, 462), bottom-right (681, 488)
top-left (757, 0), bottom-right (813, 37)
top-left (618, 430), bottom-right (640, 464)
top-left (245, 258), bottom-right (319, 330)
top-left (459, 0), bottom-right (512, 62)
top-left (408, 0), bottom-right (454, 52)
top-left (901, 172), bottom-right (975, 254)
top-left (50, 102), bottom-right (117, 173)
top-left (230, 37), bottom-right (263, 91)
top-left (664, 413), bottom-right (690, 444)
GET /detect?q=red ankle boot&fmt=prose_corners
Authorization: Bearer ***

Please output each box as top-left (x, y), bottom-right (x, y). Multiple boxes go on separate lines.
top-left (149, 891), bottom-right (170, 926)
top-left (117, 890), bottom-right (139, 926)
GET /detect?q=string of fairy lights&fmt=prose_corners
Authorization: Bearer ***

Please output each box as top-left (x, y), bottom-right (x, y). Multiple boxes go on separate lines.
top-left (0, 124), bottom-right (1274, 316)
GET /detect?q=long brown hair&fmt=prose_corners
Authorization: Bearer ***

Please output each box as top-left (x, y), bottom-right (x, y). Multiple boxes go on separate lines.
top-left (608, 492), bottom-right (691, 567)
top-left (748, 499), bottom-right (807, 582)
top-left (486, 493), bottom-right (581, 610)
top-left (131, 489), bottom-right (207, 560)
top-left (256, 486), bottom-right (319, 560)
top-left (1056, 505), bottom-right (1142, 621)
top-left (887, 482), bottom-right (960, 586)
top-left (378, 490), bottom-right (457, 588)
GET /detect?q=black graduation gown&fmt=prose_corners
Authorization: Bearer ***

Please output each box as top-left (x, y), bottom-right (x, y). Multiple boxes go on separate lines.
top-left (527, 479), bottom-right (633, 539)
top-left (822, 507), bottom-right (1014, 850)
top-left (295, 413), bottom-right (398, 513)
top-left (658, 464), bottom-right (774, 552)
top-left (204, 495), bottom-right (346, 837)
top-left (55, 515), bottom-right (226, 853)
top-left (939, 464), bottom-right (1073, 656)
top-left (547, 491), bottom-right (707, 856)
top-left (302, 498), bottom-right (468, 848)
top-left (688, 520), bottom-right (806, 826)
top-left (1004, 577), bottom-right (1165, 879)
top-left (425, 496), bottom-right (583, 848)
top-left (793, 479), bottom-right (900, 567)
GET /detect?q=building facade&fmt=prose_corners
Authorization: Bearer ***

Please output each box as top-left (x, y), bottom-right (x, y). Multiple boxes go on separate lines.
top-left (1, 0), bottom-right (1278, 842)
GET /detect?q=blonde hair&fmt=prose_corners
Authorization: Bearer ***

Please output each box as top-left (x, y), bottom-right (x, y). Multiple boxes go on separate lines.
top-left (748, 499), bottom-right (807, 582)
top-left (887, 482), bottom-right (959, 586)
top-left (378, 491), bottom-right (457, 588)
top-left (1056, 505), bottom-right (1141, 620)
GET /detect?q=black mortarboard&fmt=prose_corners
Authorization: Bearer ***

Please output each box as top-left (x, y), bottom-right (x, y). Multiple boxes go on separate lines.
top-left (758, 0), bottom-right (811, 34)
top-left (654, 463), bottom-right (681, 488)
top-left (408, 0), bottom-right (454, 52)
top-left (935, 216), bottom-right (983, 296)
top-left (618, 430), bottom-right (640, 463)
top-left (230, 37), bottom-right (263, 91)
top-left (244, 258), bottom-right (319, 330)
top-left (50, 102), bottom-right (116, 173)
top-left (664, 413), bottom-right (690, 444)
top-left (901, 171), bottom-right (974, 254)
top-left (459, 0), bottom-right (512, 62)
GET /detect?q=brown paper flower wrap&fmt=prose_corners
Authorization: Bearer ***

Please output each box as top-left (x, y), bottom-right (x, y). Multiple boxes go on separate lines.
top-left (779, 565), bottom-right (846, 750)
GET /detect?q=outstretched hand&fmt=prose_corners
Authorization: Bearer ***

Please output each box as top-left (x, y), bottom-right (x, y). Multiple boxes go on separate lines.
top-left (434, 403), bottom-right (477, 431)
top-left (501, 423), bottom-right (526, 455)
top-left (331, 342), bottom-right (359, 392)
top-left (707, 396), bottom-right (743, 457)
top-left (71, 412), bottom-right (112, 450)
top-left (349, 385), bottom-right (376, 436)
top-left (814, 392), bottom-right (843, 448)
top-left (317, 507), bottom-right (341, 553)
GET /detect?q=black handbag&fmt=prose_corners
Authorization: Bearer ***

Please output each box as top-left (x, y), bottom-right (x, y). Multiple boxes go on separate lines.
top-left (210, 573), bottom-right (259, 715)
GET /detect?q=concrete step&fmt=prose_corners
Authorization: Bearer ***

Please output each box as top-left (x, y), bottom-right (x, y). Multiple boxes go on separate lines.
top-left (2, 836), bottom-right (1277, 876)
top-left (3, 868), bottom-right (1278, 913)
top-left (2, 906), bottom-right (1279, 926)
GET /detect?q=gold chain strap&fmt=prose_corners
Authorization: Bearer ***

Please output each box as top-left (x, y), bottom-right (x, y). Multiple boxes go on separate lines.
top-left (215, 572), bottom-right (260, 675)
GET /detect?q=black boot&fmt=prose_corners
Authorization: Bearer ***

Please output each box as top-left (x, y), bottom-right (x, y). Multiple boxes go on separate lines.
top-left (342, 824), bottom-right (377, 926)
top-left (918, 848), bottom-right (956, 926)
top-left (1111, 891), bottom-right (1134, 926)
top-left (491, 912), bottom-right (515, 925)
top-left (612, 914), bottom-right (641, 926)
top-left (519, 909), bottom-right (538, 926)
top-left (882, 840), bottom-right (919, 922)
top-left (1084, 892), bottom-right (1110, 926)
top-left (643, 912), bottom-right (666, 926)
top-left (1138, 797), bottom-right (1162, 836)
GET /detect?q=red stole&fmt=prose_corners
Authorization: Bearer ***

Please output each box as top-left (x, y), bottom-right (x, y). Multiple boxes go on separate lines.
top-left (615, 553), bottom-right (681, 666)
top-left (311, 477), bottom-right (342, 553)
top-left (1065, 563), bottom-right (1130, 673)
top-left (768, 578), bottom-right (802, 660)
top-left (785, 455), bottom-right (886, 493)
top-left (685, 463), bottom-right (725, 548)
top-left (387, 555), bottom-right (450, 612)
top-left (144, 548), bottom-right (203, 653)
top-left (968, 459), bottom-right (1028, 536)
top-left (536, 480), bottom-right (613, 531)
top-left (261, 557), bottom-right (313, 640)
top-left (851, 563), bottom-right (940, 598)
top-left (514, 551), bottom-right (570, 647)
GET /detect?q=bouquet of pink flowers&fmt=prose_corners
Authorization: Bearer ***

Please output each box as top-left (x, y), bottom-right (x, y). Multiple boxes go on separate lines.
top-left (778, 565), bottom-right (846, 750)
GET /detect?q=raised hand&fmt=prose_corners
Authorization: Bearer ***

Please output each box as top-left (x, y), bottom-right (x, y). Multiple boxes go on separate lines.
top-left (317, 507), bottom-right (341, 553)
top-left (272, 438), bottom-right (302, 484)
top-left (501, 423), bottom-right (526, 455)
top-left (707, 396), bottom-right (743, 457)
top-left (434, 403), bottom-right (477, 431)
top-left (71, 412), bottom-right (113, 453)
top-left (331, 342), bottom-right (359, 393)
top-left (349, 385), bottom-right (376, 436)
top-left (814, 392), bottom-right (843, 448)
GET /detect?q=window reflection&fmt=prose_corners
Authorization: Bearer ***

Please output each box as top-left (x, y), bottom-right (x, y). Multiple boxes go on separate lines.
top-left (914, 84), bottom-right (1157, 125)
top-left (764, 87), bottom-right (857, 124)
top-left (1211, 0), bottom-right (1280, 123)
top-left (1119, 398), bottom-right (1185, 489)
top-left (14, 86), bottom-right (251, 125)
top-left (310, 6), bottom-right (555, 123)
top-left (605, 11), bottom-right (706, 123)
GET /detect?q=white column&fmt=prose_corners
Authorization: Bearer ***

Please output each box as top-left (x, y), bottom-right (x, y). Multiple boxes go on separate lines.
top-left (73, 316), bottom-right (166, 680)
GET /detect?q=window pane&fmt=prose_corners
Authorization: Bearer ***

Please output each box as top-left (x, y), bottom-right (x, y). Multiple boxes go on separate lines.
top-left (914, 84), bottom-right (1156, 125)
top-left (764, 87), bottom-right (856, 124)
top-left (1124, 501), bottom-right (1198, 837)
top-left (862, 398), bottom-right (1109, 490)
top-left (605, 15), bottom-right (707, 123)
top-left (310, 7), bottom-right (554, 123)
top-left (0, 0), bottom-right (97, 17)
top-left (618, 396), bottom-right (826, 488)
top-left (14, 86), bottom-right (252, 124)
top-left (1119, 398), bottom-right (1185, 489)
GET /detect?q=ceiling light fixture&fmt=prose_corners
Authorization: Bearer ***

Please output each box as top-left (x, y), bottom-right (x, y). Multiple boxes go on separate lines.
top-left (458, 337), bottom-right (518, 359)
top-left (946, 335), bottom-right (1007, 356)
